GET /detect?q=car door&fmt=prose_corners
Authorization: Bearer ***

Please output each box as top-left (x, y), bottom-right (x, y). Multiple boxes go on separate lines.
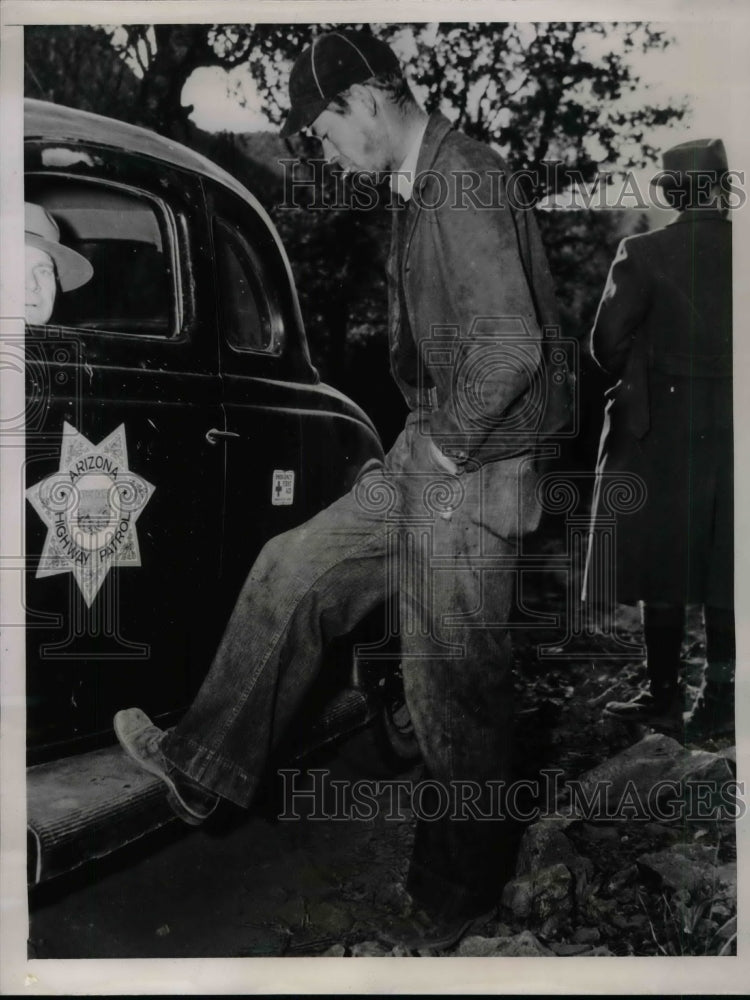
top-left (206, 181), bottom-right (387, 609)
top-left (206, 183), bottom-right (312, 605)
top-left (24, 143), bottom-right (225, 759)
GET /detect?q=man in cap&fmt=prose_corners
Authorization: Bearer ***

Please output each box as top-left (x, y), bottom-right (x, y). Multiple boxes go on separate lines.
top-left (25, 201), bottom-right (93, 324)
top-left (591, 139), bottom-right (734, 742)
top-left (115, 29), bottom-right (571, 943)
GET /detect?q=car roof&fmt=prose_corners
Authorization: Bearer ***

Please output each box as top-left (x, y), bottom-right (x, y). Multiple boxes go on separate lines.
top-left (24, 99), bottom-right (315, 363)
top-left (24, 98), bottom-right (274, 226)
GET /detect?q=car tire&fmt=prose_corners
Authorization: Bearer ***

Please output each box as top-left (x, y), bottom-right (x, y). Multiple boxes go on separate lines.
top-left (376, 689), bottom-right (421, 770)
top-left (341, 682), bottom-right (421, 778)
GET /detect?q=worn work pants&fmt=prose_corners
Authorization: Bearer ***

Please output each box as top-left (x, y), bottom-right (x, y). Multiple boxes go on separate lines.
top-left (163, 413), bottom-right (541, 916)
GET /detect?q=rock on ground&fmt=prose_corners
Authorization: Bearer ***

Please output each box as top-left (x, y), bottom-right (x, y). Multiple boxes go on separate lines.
top-left (574, 733), bottom-right (735, 818)
top-left (502, 862), bottom-right (574, 926)
top-left (457, 930), bottom-right (554, 957)
top-left (515, 817), bottom-right (594, 883)
top-left (638, 843), bottom-right (737, 902)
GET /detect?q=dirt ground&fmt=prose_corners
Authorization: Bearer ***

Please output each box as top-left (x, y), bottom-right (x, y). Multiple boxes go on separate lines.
top-left (28, 737), bottom-right (419, 958)
top-left (28, 596), bottom-right (735, 959)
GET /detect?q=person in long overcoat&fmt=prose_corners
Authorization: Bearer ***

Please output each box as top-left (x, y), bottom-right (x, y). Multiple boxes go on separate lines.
top-left (590, 138), bottom-right (734, 739)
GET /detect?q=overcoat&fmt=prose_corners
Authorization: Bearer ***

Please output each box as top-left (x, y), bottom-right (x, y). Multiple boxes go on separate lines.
top-left (589, 208), bottom-right (733, 608)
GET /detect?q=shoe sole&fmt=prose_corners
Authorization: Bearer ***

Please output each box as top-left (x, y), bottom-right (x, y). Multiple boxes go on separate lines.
top-left (602, 709), bottom-right (656, 723)
top-left (379, 907), bottom-right (495, 953)
top-left (603, 706), bottom-right (683, 727)
top-left (113, 708), bottom-right (214, 827)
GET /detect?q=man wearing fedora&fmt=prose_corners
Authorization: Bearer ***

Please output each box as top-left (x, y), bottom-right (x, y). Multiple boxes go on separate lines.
top-left (25, 201), bottom-right (93, 324)
top-left (115, 29), bottom-right (571, 943)
top-left (591, 139), bottom-right (734, 741)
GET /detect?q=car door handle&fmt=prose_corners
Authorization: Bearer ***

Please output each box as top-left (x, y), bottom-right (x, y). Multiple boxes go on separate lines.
top-left (205, 428), bottom-right (241, 445)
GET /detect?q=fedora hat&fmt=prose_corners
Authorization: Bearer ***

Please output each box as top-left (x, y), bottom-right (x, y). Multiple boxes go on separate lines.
top-left (25, 202), bottom-right (93, 291)
top-left (655, 138), bottom-right (728, 187)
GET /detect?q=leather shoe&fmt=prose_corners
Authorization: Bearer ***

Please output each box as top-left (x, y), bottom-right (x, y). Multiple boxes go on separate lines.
top-left (378, 901), bottom-right (496, 953)
top-left (603, 688), bottom-right (683, 731)
top-left (114, 708), bottom-right (219, 826)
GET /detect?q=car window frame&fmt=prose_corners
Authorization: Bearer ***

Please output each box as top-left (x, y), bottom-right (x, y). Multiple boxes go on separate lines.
top-left (24, 170), bottom-right (190, 343)
top-left (206, 180), bottom-right (313, 385)
top-left (212, 215), bottom-right (285, 358)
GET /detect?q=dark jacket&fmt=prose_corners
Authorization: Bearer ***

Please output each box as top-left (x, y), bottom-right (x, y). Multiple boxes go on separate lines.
top-left (590, 209), bottom-right (733, 607)
top-left (386, 113), bottom-right (572, 466)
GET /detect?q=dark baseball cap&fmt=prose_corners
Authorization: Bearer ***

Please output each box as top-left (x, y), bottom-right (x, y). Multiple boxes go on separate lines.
top-left (280, 30), bottom-right (401, 138)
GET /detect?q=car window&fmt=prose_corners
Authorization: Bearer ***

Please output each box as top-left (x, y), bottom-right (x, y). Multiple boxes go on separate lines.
top-left (213, 217), bottom-right (283, 355)
top-left (26, 177), bottom-right (177, 337)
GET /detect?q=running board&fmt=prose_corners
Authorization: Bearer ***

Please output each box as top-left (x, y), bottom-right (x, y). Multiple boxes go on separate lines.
top-left (27, 744), bottom-right (174, 886)
top-left (27, 686), bottom-right (380, 885)
top-left (289, 686), bottom-right (379, 759)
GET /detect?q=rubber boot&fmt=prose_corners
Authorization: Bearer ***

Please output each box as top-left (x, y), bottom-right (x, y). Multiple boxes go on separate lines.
top-left (683, 606), bottom-right (735, 742)
top-left (604, 604), bottom-right (684, 730)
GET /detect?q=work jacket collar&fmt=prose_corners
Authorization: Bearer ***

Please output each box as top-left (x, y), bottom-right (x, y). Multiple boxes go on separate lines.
top-left (411, 111), bottom-right (455, 185)
top-left (392, 112), bottom-right (454, 267)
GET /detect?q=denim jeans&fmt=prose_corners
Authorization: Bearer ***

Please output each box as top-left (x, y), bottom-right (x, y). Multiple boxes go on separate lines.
top-left (163, 412), bottom-right (542, 914)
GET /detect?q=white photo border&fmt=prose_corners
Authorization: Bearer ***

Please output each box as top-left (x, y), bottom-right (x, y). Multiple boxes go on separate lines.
top-left (2, 0), bottom-right (749, 993)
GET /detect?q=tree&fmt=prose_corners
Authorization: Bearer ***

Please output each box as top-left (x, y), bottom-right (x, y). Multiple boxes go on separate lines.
top-left (24, 22), bottom-right (687, 448)
top-left (25, 19), bottom-right (686, 207)
top-left (24, 26), bottom-right (139, 119)
top-left (242, 22), bottom-right (686, 183)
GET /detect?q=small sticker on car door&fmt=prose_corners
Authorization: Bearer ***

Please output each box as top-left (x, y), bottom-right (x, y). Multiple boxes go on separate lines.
top-left (272, 470), bottom-right (295, 505)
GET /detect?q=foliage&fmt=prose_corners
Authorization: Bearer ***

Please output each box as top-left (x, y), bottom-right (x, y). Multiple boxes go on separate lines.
top-left (25, 20), bottom-right (687, 206)
top-left (538, 206), bottom-right (649, 332)
top-left (24, 18), bottom-right (688, 198)
top-left (634, 827), bottom-right (737, 957)
top-left (412, 22), bottom-right (685, 181)
top-left (24, 26), bottom-right (139, 119)
top-left (24, 22), bottom-right (687, 441)
top-left (213, 22), bottom-right (687, 185)
top-left (638, 887), bottom-right (737, 956)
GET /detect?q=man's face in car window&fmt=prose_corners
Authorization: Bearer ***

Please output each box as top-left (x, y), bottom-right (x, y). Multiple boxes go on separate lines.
top-left (25, 244), bottom-right (57, 325)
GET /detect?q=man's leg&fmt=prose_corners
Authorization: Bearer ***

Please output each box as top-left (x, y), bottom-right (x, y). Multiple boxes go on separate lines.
top-left (118, 467), bottom-right (394, 811)
top-left (396, 455), bottom-right (535, 920)
top-left (604, 603), bottom-right (685, 727)
top-left (685, 604), bottom-right (735, 740)
top-left (684, 434), bottom-right (734, 741)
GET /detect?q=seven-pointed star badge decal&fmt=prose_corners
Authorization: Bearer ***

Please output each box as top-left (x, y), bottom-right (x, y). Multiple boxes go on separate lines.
top-left (26, 422), bottom-right (155, 607)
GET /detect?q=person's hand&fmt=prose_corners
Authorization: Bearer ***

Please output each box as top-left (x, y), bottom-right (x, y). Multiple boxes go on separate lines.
top-left (428, 439), bottom-right (458, 474)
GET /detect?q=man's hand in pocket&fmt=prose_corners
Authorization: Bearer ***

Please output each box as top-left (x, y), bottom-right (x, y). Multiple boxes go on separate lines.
top-left (428, 439), bottom-right (459, 474)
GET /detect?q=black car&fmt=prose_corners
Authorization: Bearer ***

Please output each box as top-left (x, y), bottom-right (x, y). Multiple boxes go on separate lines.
top-left (23, 100), bottom-right (414, 885)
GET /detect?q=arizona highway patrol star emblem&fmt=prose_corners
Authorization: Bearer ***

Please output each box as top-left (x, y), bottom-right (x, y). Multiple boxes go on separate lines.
top-left (26, 422), bottom-right (155, 607)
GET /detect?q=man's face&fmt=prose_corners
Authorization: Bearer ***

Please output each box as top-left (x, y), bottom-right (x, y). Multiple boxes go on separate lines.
top-left (311, 91), bottom-right (391, 176)
top-left (25, 244), bottom-right (57, 325)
